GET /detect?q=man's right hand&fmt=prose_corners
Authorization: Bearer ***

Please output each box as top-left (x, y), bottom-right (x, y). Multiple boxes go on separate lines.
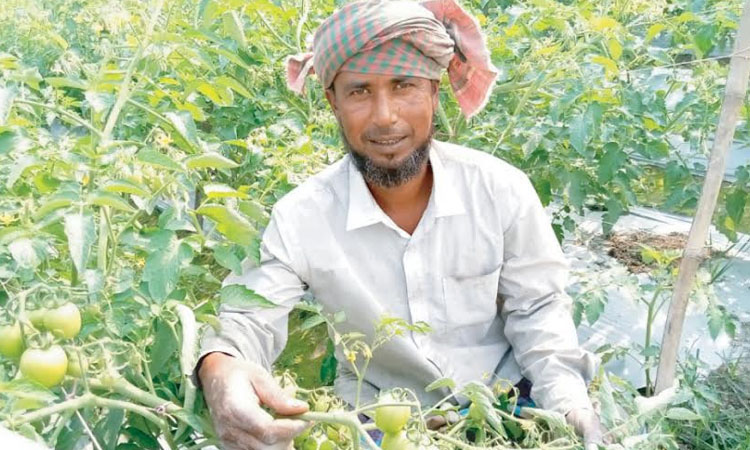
top-left (198, 352), bottom-right (310, 450)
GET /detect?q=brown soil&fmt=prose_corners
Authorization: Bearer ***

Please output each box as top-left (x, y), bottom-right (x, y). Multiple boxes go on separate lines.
top-left (606, 231), bottom-right (690, 273)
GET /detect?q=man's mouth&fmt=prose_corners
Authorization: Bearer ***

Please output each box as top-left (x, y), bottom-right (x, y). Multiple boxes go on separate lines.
top-left (368, 136), bottom-right (405, 146)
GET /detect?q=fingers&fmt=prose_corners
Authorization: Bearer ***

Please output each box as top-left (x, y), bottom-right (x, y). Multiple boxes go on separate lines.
top-left (249, 364), bottom-right (309, 415)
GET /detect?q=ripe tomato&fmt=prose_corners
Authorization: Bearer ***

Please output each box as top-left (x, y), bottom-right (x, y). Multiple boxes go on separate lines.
top-left (375, 393), bottom-right (411, 434)
top-left (0, 322), bottom-right (24, 359)
top-left (20, 346), bottom-right (68, 388)
top-left (44, 303), bottom-right (81, 339)
top-left (381, 430), bottom-right (416, 450)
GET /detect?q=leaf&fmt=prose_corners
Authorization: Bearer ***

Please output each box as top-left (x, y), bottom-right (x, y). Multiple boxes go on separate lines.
top-left (103, 179), bottom-right (150, 198)
top-left (590, 16), bottom-right (619, 32)
top-left (9, 238), bottom-right (40, 269)
top-left (598, 143), bottom-right (627, 183)
top-left (222, 11), bottom-right (247, 47)
top-left (196, 204), bottom-right (256, 244)
top-left (602, 197), bottom-right (624, 235)
top-left (725, 189), bottom-right (746, 225)
top-left (148, 319), bottom-right (179, 375)
top-left (213, 245), bottom-right (243, 274)
top-left (607, 38), bottom-right (623, 60)
top-left (215, 75), bottom-right (253, 100)
top-left (142, 231), bottom-right (194, 302)
top-left (646, 24), bottom-right (667, 42)
top-left (666, 407), bottom-right (702, 421)
top-left (320, 338), bottom-right (337, 385)
top-left (425, 377), bottom-right (456, 392)
top-left (165, 111), bottom-right (200, 153)
top-left (585, 296), bottom-right (605, 324)
top-left (34, 191), bottom-right (79, 220)
top-left (568, 114), bottom-right (587, 156)
top-left (45, 77), bottom-right (87, 90)
top-left (137, 148), bottom-right (183, 171)
top-left (300, 314), bottom-right (326, 330)
top-left (64, 212), bottom-right (96, 275)
top-left (203, 183), bottom-right (248, 198)
top-left (93, 408), bottom-right (125, 450)
top-left (196, 82), bottom-right (234, 107)
top-left (592, 55), bottom-right (618, 78)
top-left (708, 307), bottom-right (723, 340)
top-left (0, 87), bottom-right (16, 126)
top-left (88, 191), bottom-right (136, 213)
top-left (220, 284), bottom-right (276, 308)
top-left (186, 153), bottom-right (239, 170)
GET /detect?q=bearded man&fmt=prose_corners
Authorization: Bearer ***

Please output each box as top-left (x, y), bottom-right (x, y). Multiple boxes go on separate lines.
top-left (195, 1), bottom-right (604, 449)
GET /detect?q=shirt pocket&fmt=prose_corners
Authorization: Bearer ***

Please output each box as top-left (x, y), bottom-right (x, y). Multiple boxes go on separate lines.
top-left (440, 265), bottom-right (502, 335)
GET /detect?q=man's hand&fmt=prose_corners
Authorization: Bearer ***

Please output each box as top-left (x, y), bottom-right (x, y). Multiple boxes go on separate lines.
top-left (199, 352), bottom-right (310, 450)
top-left (565, 408), bottom-right (606, 450)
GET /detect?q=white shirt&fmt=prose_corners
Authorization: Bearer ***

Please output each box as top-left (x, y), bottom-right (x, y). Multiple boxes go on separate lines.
top-left (199, 140), bottom-right (598, 414)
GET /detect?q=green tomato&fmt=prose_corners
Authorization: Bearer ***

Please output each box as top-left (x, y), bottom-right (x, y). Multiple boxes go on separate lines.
top-left (44, 303), bottom-right (81, 339)
top-left (66, 351), bottom-right (88, 377)
top-left (0, 322), bottom-right (24, 359)
top-left (20, 345), bottom-right (68, 388)
top-left (375, 393), bottom-right (411, 434)
top-left (381, 430), bottom-right (415, 450)
top-left (28, 309), bottom-right (47, 329)
top-left (319, 440), bottom-right (336, 450)
top-left (468, 402), bottom-right (484, 422)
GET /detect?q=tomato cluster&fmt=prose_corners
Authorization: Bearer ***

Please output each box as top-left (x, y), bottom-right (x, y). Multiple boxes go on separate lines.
top-left (375, 392), bottom-right (417, 450)
top-left (0, 303), bottom-right (83, 388)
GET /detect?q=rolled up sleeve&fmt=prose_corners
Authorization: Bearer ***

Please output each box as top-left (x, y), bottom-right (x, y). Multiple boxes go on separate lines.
top-left (194, 206), bottom-right (308, 384)
top-left (497, 173), bottom-right (599, 415)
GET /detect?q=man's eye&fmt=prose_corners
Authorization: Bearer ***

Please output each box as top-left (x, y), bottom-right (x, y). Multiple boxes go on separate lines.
top-left (395, 82), bottom-right (414, 90)
top-left (349, 88), bottom-right (367, 96)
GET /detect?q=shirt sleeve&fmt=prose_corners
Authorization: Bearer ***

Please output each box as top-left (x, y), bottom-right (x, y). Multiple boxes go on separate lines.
top-left (194, 206), bottom-right (308, 381)
top-left (497, 172), bottom-right (599, 415)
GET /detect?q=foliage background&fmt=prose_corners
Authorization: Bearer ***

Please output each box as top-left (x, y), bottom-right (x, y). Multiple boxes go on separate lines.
top-left (0, 0), bottom-right (748, 448)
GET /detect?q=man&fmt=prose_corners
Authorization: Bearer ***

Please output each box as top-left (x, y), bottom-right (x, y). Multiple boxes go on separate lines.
top-left (196, 0), bottom-right (604, 449)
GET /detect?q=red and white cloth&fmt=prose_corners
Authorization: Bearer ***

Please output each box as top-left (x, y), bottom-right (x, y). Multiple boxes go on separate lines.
top-left (286, 0), bottom-right (498, 118)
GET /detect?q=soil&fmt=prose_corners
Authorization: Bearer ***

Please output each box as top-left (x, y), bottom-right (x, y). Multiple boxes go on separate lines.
top-left (606, 231), bottom-right (697, 273)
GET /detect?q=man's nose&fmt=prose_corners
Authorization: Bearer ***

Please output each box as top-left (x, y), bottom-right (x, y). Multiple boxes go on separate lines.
top-left (371, 91), bottom-right (398, 127)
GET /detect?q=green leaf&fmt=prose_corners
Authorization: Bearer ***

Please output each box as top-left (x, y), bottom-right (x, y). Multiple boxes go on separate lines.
top-left (196, 82), bottom-right (234, 107)
top-left (602, 198), bottom-right (624, 235)
top-left (143, 231), bottom-right (194, 302)
top-left (725, 189), bottom-right (746, 225)
top-left (666, 407), bottom-right (702, 421)
top-left (708, 307), bottom-right (723, 340)
top-left (0, 87), bottom-right (16, 126)
top-left (203, 183), bottom-right (248, 198)
top-left (87, 191), bottom-right (136, 213)
top-left (320, 338), bottom-right (337, 385)
top-left (598, 143), bottom-right (627, 183)
top-left (568, 114), bottom-right (587, 156)
top-left (213, 245), bottom-right (243, 274)
top-left (165, 111), bottom-right (200, 153)
top-left (300, 314), bottom-right (326, 331)
top-left (45, 76), bottom-right (87, 90)
top-left (186, 153), bottom-right (239, 170)
top-left (425, 377), bottom-right (456, 392)
top-left (585, 296), bottom-right (605, 324)
top-left (215, 75), bottom-right (253, 100)
top-left (148, 319), bottom-right (179, 375)
top-left (34, 191), bottom-right (79, 220)
top-left (646, 24), bottom-right (667, 42)
top-left (93, 408), bottom-right (125, 450)
top-left (64, 212), bottom-right (96, 275)
top-left (239, 200), bottom-right (269, 224)
top-left (222, 11), bottom-right (247, 47)
top-left (591, 55), bottom-right (619, 78)
top-left (9, 237), bottom-right (40, 269)
top-left (220, 284), bottom-right (276, 308)
top-left (137, 148), bottom-right (183, 171)
top-left (196, 204), bottom-right (256, 244)
top-left (103, 179), bottom-right (150, 198)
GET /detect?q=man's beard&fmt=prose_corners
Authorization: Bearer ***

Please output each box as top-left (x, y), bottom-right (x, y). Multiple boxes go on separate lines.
top-left (342, 122), bottom-right (434, 189)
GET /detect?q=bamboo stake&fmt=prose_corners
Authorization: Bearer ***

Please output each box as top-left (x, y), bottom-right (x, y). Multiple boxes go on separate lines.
top-left (655, 0), bottom-right (750, 394)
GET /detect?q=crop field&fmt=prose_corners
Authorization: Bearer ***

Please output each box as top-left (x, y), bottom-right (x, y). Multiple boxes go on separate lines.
top-left (0, 0), bottom-right (749, 449)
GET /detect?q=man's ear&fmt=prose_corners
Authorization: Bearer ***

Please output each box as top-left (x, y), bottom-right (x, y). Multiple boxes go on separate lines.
top-left (430, 79), bottom-right (440, 110)
top-left (324, 88), bottom-right (339, 118)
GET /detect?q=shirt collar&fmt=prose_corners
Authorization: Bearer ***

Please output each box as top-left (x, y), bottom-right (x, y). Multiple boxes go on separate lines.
top-left (345, 141), bottom-right (466, 232)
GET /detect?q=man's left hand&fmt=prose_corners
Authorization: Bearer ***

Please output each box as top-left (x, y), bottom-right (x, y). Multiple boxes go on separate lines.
top-left (565, 408), bottom-right (606, 450)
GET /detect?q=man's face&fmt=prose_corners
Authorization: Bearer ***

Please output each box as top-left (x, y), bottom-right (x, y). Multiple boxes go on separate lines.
top-left (325, 71), bottom-right (439, 187)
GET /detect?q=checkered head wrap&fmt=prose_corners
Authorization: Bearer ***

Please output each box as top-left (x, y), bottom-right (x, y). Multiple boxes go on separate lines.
top-left (286, 0), bottom-right (498, 118)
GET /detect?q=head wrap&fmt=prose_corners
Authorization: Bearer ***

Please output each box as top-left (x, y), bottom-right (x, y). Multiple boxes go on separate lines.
top-left (286, 0), bottom-right (498, 118)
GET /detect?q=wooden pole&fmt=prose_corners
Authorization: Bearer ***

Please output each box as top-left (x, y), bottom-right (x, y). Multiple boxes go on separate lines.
top-left (655, 0), bottom-right (750, 394)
